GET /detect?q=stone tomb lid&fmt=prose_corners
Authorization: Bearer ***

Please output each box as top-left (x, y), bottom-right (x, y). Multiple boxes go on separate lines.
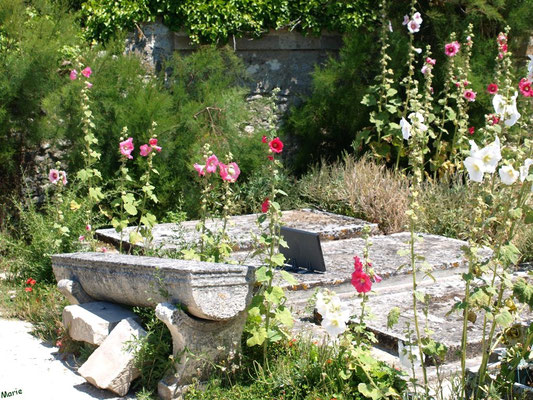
top-left (95, 209), bottom-right (378, 252)
top-left (232, 232), bottom-right (492, 291)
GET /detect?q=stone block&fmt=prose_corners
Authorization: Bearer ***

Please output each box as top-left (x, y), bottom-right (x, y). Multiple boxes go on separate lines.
top-left (78, 318), bottom-right (146, 397)
top-left (63, 302), bottom-right (139, 345)
top-left (57, 278), bottom-right (94, 305)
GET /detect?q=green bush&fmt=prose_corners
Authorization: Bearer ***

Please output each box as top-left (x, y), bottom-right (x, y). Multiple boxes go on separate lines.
top-left (80, 0), bottom-right (377, 44)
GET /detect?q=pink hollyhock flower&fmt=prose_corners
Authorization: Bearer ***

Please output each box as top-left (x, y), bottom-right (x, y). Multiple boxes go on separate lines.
top-left (463, 80), bottom-right (469, 86)
top-left (402, 15), bottom-right (410, 25)
top-left (269, 137), bottom-right (284, 153)
top-left (445, 41), bottom-right (460, 57)
top-left (267, 155), bottom-right (274, 161)
top-left (148, 138), bottom-right (162, 152)
top-left (468, 126), bottom-right (475, 135)
top-left (206, 155), bottom-right (219, 173)
top-left (351, 270), bottom-right (372, 293)
top-left (140, 144), bottom-right (152, 157)
top-left (193, 163), bottom-right (205, 176)
top-left (488, 114), bottom-right (500, 125)
top-left (487, 83), bottom-right (498, 94)
top-left (407, 20), bottom-right (420, 34)
top-left (412, 12), bottom-right (422, 25)
top-left (119, 137), bottom-right (134, 159)
top-left (500, 43), bottom-right (508, 53)
top-left (421, 65), bottom-right (429, 75)
top-left (497, 33), bottom-right (507, 45)
top-left (372, 273), bottom-right (382, 283)
top-left (219, 162), bottom-right (240, 182)
top-left (69, 69), bottom-right (77, 80)
top-left (519, 78), bottom-right (532, 97)
top-left (426, 57), bottom-right (436, 66)
top-left (78, 235), bottom-right (85, 242)
top-left (261, 135), bottom-right (268, 143)
top-left (464, 89), bottom-right (477, 102)
top-left (59, 170), bottom-right (68, 185)
top-left (85, 224), bottom-right (91, 231)
top-left (85, 81), bottom-right (93, 89)
top-left (261, 198), bottom-right (270, 213)
top-left (49, 169), bottom-right (60, 184)
top-left (81, 67), bottom-right (92, 78)
top-left (100, 247), bottom-right (108, 253)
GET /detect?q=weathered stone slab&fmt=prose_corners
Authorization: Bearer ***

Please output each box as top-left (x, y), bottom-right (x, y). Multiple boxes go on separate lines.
top-left (62, 301), bottom-right (139, 345)
top-left (95, 209), bottom-right (378, 252)
top-left (156, 303), bottom-right (247, 400)
top-left (79, 318), bottom-right (146, 396)
top-left (52, 252), bottom-right (255, 321)
top-left (233, 232), bottom-right (492, 290)
top-left (58, 278), bottom-right (94, 305)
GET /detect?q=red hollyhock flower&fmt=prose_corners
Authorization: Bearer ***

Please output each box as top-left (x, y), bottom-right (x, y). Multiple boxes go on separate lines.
top-left (468, 127), bottom-right (475, 135)
top-left (267, 155), bottom-right (274, 161)
top-left (261, 198), bottom-right (270, 213)
top-left (261, 135), bottom-right (268, 143)
top-left (269, 137), bottom-right (284, 153)
top-left (353, 256), bottom-right (363, 272)
top-left (519, 78), bottom-right (532, 97)
top-left (351, 270), bottom-right (372, 293)
top-left (25, 287), bottom-right (33, 292)
top-left (487, 83), bottom-right (498, 94)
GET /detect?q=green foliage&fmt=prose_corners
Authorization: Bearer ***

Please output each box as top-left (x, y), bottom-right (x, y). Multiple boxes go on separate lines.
top-left (184, 336), bottom-right (406, 400)
top-left (0, 0), bottom-right (84, 209)
top-left (81, 0), bottom-right (377, 44)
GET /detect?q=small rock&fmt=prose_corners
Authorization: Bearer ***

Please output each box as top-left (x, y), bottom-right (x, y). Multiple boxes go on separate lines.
top-left (79, 318), bottom-right (146, 397)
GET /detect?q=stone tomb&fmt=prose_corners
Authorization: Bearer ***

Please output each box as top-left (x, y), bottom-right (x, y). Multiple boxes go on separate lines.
top-left (95, 208), bottom-right (378, 252)
top-left (52, 252), bottom-right (255, 399)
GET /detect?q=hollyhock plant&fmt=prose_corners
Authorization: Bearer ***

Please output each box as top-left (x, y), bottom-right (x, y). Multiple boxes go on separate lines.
top-left (269, 137), bottom-right (284, 153)
top-left (464, 89), bottom-right (476, 102)
top-left (81, 67), bottom-right (92, 78)
top-left (487, 83), bottom-right (498, 94)
top-left (205, 155), bottom-right (219, 173)
top-left (140, 144), bottom-right (152, 157)
top-left (119, 137), bottom-right (134, 159)
top-left (49, 169), bottom-right (60, 184)
top-left (499, 165), bottom-right (519, 185)
top-left (261, 198), bottom-right (270, 213)
top-left (69, 69), bottom-right (77, 80)
top-left (219, 162), bottom-right (240, 182)
top-left (445, 41), bottom-right (460, 57)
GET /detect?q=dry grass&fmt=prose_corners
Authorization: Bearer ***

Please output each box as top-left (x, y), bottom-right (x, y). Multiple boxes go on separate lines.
top-left (298, 155), bottom-right (409, 234)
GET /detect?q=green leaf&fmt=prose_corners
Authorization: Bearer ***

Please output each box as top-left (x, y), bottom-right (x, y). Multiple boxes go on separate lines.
top-left (513, 278), bottom-right (533, 310)
top-left (124, 203), bottom-right (137, 216)
top-left (270, 252), bottom-right (285, 267)
top-left (129, 231), bottom-right (143, 245)
top-left (265, 286), bottom-right (284, 305)
top-left (246, 327), bottom-right (267, 347)
top-left (275, 306), bottom-right (293, 328)
top-left (495, 310), bottom-right (513, 328)
top-left (500, 243), bottom-right (520, 265)
top-left (387, 307), bottom-right (400, 329)
top-left (89, 187), bottom-right (104, 201)
top-left (358, 383), bottom-right (382, 400)
top-left (280, 270), bottom-right (298, 285)
top-left (140, 212), bottom-right (157, 228)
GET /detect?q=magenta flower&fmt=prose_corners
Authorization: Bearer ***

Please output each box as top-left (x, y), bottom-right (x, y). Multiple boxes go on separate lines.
top-left (445, 41), bottom-right (460, 57)
top-left (86, 224), bottom-right (92, 231)
top-left (69, 70), bottom-right (77, 80)
top-left (426, 57), bottom-right (436, 66)
top-left (353, 256), bottom-right (363, 272)
top-left (81, 67), bottom-right (92, 78)
top-left (351, 270), bottom-right (372, 293)
top-left (85, 81), bottom-right (93, 89)
top-left (49, 169), bottom-right (60, 184)
top-left (269, 137), bottom-right (284, 154)
top-left (519, 78), bottom-right (532, 97)
top-left (464, 89), bottom-right (477, 102)
top-left (194, 163), bottom-right (206, 176)
top-left (148, 138), bottom-right (162, 152)
top-left (487, 83), bottom-right (498, 95)
top-left (205, 155), bottom-right (219, 173)
top-left (119, 137), bottom-right (134, 160)
top-left (140, 144), bottom-right (152, 157)
top-left (59, 171), bottom-right (68, 185)
top-left (219, 162), bottom-right (240, 183)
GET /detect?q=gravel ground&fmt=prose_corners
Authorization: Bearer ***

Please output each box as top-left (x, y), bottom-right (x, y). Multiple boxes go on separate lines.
top-left (0, 317), bottom-right (136, 400)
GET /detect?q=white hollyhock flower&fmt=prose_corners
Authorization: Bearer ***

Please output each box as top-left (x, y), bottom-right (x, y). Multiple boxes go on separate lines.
top-left (407, 20), bottom-right (420, 33)
top-left (322, 313), bottom-right (348, 337)
top-left (528, 55), bottom-right (533, 79)
top-left (499, 165), bottom-right (519, 185)
top-left (400, 117), bottom-right (412, 140)
top-left (473, 136), bottom-right (501, 174)
top-left (464, 156), bottom-right (485, 183)
top-left (493, 92), bottom-right (521, 127)
top-left (408, 112), bottom-right (428, 132)
top-left (413, 47), bottom-right (422, 54)
top-left (520, 159), bottom-right (533, 182)
top-left (412, 12), bottom-right (423, 25)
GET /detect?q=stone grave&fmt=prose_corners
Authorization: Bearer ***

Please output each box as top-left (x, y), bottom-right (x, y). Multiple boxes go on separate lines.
top-left (95, 208), bottom-right (378, 252)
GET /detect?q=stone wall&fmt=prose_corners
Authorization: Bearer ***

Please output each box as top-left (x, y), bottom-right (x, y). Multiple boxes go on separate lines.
top-left (126, 21), bottom-right (343, 106)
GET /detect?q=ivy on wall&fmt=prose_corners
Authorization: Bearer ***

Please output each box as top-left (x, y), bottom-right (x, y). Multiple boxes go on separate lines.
top-left (81, 0), bottom-right (377, 44)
